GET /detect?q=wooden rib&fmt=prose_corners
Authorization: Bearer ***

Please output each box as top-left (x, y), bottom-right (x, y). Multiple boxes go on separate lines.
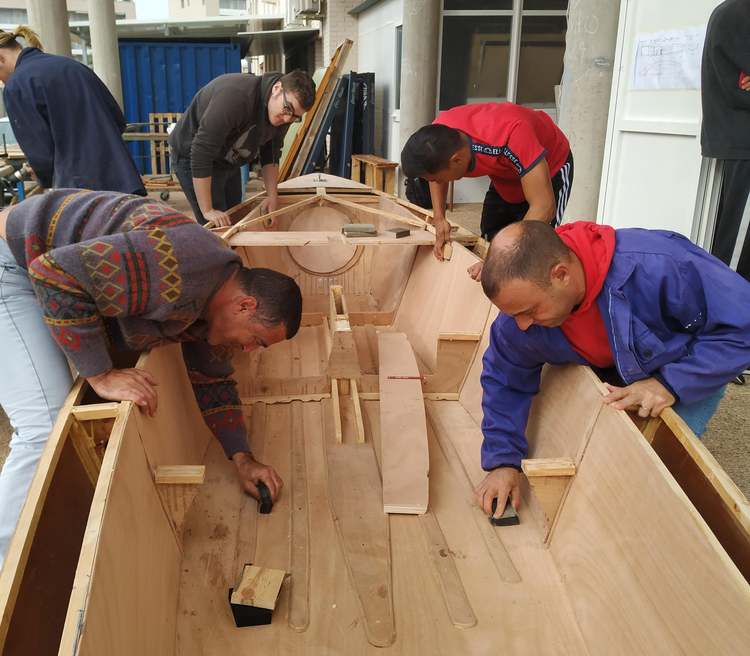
top-left (418, 512), bottom-right (477, 629)
top-left (331, 378), bottom-right (342, 443)
top-left (350, 378), bottom-right (365, 444)
top-left (323, 422), bottom-right (395, 646)
top-left (288, 402), bottom-right (310, 632)
top-left (69, 418), bottom-right (102, 486)
top-left (427, 412), bottom-right (521, 584)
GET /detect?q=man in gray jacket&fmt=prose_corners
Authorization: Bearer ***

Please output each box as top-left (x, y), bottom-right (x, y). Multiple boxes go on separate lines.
top-left (169, 69), bottom-right (315, 226)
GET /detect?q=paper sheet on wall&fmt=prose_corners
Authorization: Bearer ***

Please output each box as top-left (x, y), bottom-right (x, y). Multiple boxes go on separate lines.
top-left (632, 26), bottom-right (706, 90)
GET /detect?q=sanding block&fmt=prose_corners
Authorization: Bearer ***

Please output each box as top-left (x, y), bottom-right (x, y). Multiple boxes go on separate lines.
top-left (342, 223), bottom-right (376, 237)
top-left (388, 227), bottom-right (410, 238)
top-left (490, 497), bottom-right (520, 526)
top-left (257, 481), bottom-right (273, 514)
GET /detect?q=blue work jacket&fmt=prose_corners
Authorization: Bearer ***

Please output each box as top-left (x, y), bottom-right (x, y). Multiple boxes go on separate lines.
top-left (3, 48), bottom-right (145, 194)
top-left (480, 228), bottom-right (750, 471)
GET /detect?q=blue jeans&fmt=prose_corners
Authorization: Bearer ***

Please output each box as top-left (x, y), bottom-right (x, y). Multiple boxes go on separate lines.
top-left (0, 238), bottom-right (73, 570)
top-left (673, 386), bottom-right (726, 437)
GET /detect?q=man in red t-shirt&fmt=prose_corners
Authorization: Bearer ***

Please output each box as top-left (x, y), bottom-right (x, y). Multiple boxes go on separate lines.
top-left (401, 102), bottom-right (573, 277)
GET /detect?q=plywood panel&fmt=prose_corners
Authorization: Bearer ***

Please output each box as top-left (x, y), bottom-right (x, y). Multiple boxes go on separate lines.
top-left (68, 413), bottom-right (181, 656)
top-left (551, 403), bottom-right (750, 655)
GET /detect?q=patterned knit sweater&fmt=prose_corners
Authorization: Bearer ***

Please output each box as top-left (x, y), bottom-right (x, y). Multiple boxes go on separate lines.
top-left (6, 189), bottom-right (250, 457)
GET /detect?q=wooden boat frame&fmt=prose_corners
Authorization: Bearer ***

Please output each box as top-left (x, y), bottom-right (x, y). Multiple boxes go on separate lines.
top-left (1, 174), bottom-right (749, 655)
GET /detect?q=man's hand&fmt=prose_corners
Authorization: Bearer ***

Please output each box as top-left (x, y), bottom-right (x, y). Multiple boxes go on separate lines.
top-left (467, 261), bottom-right (483, 281)
top-left (474, 467), bottom-right (521, 519)
top-left (87, 368), bottom-right (158, 417)
top-left (602, 377), bottom-right (676, 417)
top-left (203, 208), bottom-right (232, 227)
top-left (232, 452), bottom-right (284, 502)
top-left (259, 194), bottom-right (280, 229)
top-left (432, 215), bottom-right (452, 261)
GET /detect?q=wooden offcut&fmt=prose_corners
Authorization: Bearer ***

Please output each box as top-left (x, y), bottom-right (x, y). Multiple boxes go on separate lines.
top-left (230, 565), bottom-right (286, 610)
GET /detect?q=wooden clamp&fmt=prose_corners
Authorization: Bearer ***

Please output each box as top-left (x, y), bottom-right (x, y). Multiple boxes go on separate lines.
top-left (521, 458), bottom-right (576, 540)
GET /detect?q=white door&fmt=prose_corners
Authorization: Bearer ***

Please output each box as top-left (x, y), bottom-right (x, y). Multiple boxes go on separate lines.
top-left (597, 0), bottom-right (720, 238)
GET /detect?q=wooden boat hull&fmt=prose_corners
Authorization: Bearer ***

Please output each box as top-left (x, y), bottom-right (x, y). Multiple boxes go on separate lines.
top-left (1, 174), bottom-right (749, 655)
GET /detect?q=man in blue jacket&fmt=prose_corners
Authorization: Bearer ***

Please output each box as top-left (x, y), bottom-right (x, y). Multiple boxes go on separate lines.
top-left (476, 220), bottom-right (750, 520)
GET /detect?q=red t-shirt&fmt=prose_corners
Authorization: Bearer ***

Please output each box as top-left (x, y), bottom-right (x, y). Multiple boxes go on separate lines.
top-left (433, 103), bottom-right (570, 203)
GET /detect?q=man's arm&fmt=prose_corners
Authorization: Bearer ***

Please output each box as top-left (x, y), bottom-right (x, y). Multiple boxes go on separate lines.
top-left (520, 158), bottom-right (557, 222)
top-left (181, 341), bottom-right (283, 501)
top-left (476, 318), bottom-right (545, 516)
top-left (428, 180), bottom-right (452, 260)
top-left (259, 163), bottom-right (280, 223)
top-left (190, 88), bottom-right (240, 226)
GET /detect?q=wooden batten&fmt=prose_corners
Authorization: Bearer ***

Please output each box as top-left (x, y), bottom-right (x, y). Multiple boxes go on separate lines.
top-left (325, 285), bottom-right (360, 380)
top-left (154, 465), bottom-right (206, 485)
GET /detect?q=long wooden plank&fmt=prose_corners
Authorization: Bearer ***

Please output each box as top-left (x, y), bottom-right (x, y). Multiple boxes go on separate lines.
top-left (378, 332), bottom-right (429, 515)
top-left (228, 230), bottom-right (434, 247)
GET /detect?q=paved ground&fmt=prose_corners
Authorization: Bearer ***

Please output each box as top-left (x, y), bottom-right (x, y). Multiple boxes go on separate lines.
top-left (0, 199), bottom-right (746, 501)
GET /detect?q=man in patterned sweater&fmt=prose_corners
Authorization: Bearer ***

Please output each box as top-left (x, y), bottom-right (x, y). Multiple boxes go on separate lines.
top-left (0, 189), bottom-right (301, 566)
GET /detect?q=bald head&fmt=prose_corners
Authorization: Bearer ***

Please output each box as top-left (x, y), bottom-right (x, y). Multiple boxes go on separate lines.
top-left (480, 221), bottom-right (572, 300)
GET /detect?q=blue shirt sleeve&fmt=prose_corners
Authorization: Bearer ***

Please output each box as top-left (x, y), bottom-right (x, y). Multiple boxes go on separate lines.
top-left (480, 316), bottom-right (545, 470)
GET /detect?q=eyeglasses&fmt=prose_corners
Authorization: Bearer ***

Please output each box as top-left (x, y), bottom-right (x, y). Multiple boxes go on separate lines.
top-left (281, 87), bottom-right (304, 123)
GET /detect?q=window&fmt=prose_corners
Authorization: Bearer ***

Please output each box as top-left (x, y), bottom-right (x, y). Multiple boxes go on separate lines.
top-left (394, 25), bottom-right (402, 110)
top-left (440, 15), bottom-right (512, 110)
top-left (0, 9), bottom-right (27, 23)
top-left (516, 15), bottom-right (567, 106)
top-left (439, 0), bottom-right (567, 111)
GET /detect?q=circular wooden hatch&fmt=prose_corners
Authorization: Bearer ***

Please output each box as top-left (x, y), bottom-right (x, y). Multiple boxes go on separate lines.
top-left (287, 205), bottom-right (363, 276)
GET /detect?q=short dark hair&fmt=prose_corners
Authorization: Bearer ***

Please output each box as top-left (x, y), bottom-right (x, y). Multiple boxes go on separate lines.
top-left (236, 267), bottom-right (302, 339)
top-left (480, 221), bottom-right (571, 299)
top-left (281, 70), bottom-right (316, 111)
top-left (401, 124), bottom-right (464, 178)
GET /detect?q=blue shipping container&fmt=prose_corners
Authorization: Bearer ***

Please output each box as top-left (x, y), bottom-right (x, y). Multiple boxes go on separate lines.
top-left (119, 40), bottom-right (241, 174)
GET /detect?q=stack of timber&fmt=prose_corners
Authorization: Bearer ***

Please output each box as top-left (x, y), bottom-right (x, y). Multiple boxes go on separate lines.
top-left (279, 40), bottom-right (353, 182)
top-left (1, 174), bottom-right (750, 655)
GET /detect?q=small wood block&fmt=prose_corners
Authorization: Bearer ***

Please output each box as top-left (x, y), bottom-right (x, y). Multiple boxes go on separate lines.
top-left (522, 458), bottom-right (576, 477)
top-left (229, 564), bottom-right (287, 627)
top-left (71, 402), bottom-right (121, 421)
top-left (388, 227), bottom-right (410, 239)
top-left (154, 465), bottom-right (206, 485)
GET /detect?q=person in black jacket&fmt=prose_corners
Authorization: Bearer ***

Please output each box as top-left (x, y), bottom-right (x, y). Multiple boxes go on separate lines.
top-left (168, 70), bottom-right (315, 226)
top-left (701, 0), bottom-right (750, 280)
top-left (0, 26), bottom-right (145, 195)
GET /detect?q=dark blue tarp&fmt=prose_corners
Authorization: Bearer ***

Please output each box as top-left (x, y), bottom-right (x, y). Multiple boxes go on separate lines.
top-left (119, 40), bottom-right (241, 174)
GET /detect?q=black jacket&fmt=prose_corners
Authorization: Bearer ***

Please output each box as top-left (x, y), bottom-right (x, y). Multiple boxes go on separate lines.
top-left (701, 0), bottom-right (750, 159)
top-left (168, 72), bottom-right (289, 177)
top-left (3, 48), bottom-right (145, 194)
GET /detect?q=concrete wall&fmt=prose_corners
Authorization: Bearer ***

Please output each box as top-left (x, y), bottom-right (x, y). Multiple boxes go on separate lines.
top-left (0, 0), bottom-right (135, 21)
top-left (356, 0), bottom-right (402, 160)
top-left (167, 0), bottom-right (220, 18)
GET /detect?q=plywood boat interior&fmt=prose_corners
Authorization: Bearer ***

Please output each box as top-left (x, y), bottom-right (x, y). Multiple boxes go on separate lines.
top-left (0, 174), bottom-right (749, 656)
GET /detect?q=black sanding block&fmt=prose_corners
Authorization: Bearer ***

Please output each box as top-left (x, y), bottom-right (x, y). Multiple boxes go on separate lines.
top-left (490, 497), bottom-right (520, 526)
top-left (388, 227), bottom-right (410, 238)
top-left (257, 481), bottom-right (273, 514)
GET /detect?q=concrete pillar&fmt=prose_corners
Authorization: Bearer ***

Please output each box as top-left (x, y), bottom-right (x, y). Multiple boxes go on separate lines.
top-left (557, 0), bottom-right (621, 222)
top-left (398, 0), bottom-right (440, 165)
top-left (88, 0), bottom-right (124, 108)
top-left (26, 0), bottom-right (71, 57)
